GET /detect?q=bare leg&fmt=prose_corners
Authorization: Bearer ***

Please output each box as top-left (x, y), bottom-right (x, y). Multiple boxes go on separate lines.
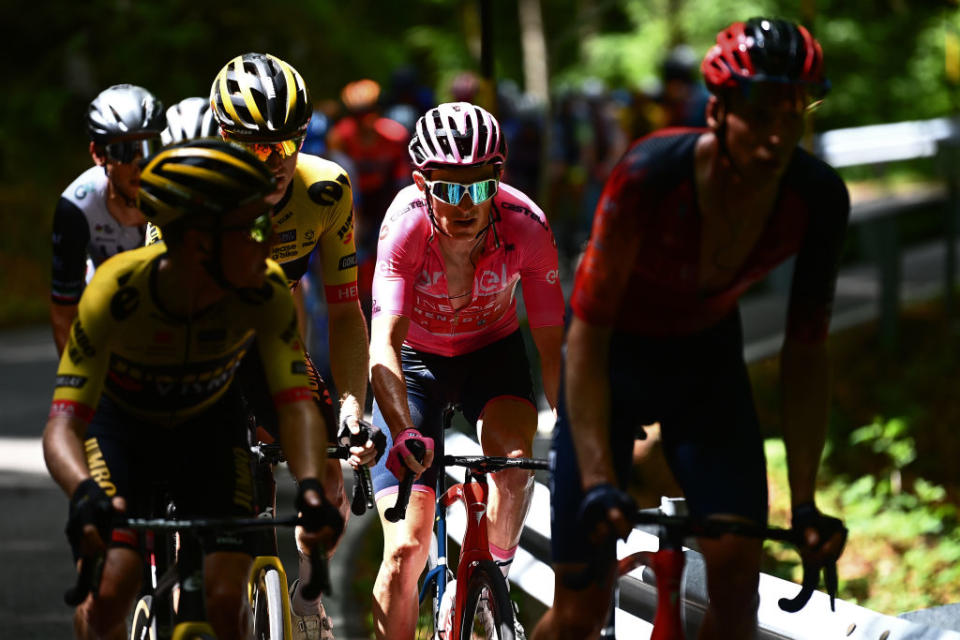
top-left (371, 490), bottom-right (435, 640)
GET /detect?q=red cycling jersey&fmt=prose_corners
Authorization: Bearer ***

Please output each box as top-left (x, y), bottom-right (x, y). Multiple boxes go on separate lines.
top-left (572, 129), bottom-right (850, 341)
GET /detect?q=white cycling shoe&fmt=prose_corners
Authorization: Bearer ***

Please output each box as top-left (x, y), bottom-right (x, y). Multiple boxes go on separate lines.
top-left (289, 578), bottom-right (335, 640)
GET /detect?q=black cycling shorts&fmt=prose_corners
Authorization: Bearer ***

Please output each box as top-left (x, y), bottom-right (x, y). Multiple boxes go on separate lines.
top-left (370, 330), bottom-right (536, 498)
top-left (75, 383), bottom-right (257, 559)
top-left (550, 310), bottom-right (769, 564)
top-left (238, 341), bottom-right (337, 442)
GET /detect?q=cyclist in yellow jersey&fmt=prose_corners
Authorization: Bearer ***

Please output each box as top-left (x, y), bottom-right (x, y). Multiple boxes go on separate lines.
top-left (211, 52), bottom-right (376, 640)
top-left (43, 140), bottom-right (342, 640)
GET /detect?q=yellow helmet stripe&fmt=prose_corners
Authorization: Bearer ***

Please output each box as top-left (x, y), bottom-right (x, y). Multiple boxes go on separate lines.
top-left (217, 56), bottom-right (246, 127)
top-left (237, 56), bottom-right (267, 129)
top-left (275, 57), bottom-right (299, 126)
top-left (162, 164), bottom-right (253, 192)
top-left (163, 146), bottom-right (270, 181)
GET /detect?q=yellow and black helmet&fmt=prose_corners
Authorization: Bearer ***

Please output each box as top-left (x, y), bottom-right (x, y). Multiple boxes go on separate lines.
top-left (138, 139), bottom-right (276, 229)
top-left (210, 53), bottom-right (311, 139)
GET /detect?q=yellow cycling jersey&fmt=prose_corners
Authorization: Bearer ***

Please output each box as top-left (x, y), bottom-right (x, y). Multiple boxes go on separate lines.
top-left (144, 153), bottom-right (358, 303)
top-left (50, 242), bottom-right (311, 427)
top-left (269, 153), bottom-right (358, 302)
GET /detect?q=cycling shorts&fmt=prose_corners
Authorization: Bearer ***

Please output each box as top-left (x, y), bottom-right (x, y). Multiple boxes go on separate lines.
top-left (75, 384), bottom-right (257, 559)
top-left (238, 342), bottom-right (337, 443)
top-left (370, 330), bottom-right (535, 498)
top-left (550, 310), bottom-right (768, 564)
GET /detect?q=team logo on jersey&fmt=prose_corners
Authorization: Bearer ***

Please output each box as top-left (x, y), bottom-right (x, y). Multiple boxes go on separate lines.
top-left (275, 210), bottom-right (295, 226)
top-left (73, 320), bottom-right (96, 358)
top-left (338, 253), bottom-right (357, 270)
top-left (545, 269), bottom-right (559, 285)
top-left (308, 180), bottom-right (345, 206)
top-left (55, 375), bottom-right (87, 389)
top-left (95, 223), bottom-right (115, 235)
top-left (277, 230), bottom-right (296, 243)
top-left (110, 287), bottom-right (140, 320)
top-left (336, 211), bottom-right (354, 244)
top-left (291, 361), bottom-right (307, 375)
top-left (304, 230), bottom-right (315, 242)
top-left (74, 185), bottom-right (89, 200)
top-left (477, 265), bottom-right (509, 294)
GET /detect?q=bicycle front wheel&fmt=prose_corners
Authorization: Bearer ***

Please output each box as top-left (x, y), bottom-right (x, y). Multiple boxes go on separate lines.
top-left (130, 595), bottom-right (156, 640)
top-left (251, 565), bottom-right (287, 640)
top-left (458, 560), bottom-right (515, 640)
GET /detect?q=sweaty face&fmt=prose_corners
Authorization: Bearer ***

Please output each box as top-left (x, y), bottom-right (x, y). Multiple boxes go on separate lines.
top-left (416, 165), bottom-right (499, 241)
top-left (720, 83), bottom-right (810, 177)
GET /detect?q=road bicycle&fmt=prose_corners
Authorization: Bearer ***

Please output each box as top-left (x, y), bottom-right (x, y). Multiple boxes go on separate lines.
top-left (247, 422), bottom-right (378, 640)
top-left (565, 500), bottom-right (847, 640)
top-left (64, 510), bottom-right (331, 640)
top-left (387, 405), bottom-right (549, 640)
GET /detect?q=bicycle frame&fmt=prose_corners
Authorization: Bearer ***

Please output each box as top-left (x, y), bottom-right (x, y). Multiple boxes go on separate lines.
top-left (420, 466), bottom-right (495, 639)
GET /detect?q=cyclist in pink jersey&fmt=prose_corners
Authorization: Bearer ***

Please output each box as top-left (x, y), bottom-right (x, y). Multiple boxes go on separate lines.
top-left (368, 102), bottom-right (564, 639)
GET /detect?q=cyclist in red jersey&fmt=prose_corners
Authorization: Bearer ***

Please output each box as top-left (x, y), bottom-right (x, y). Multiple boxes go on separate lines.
top-left (369, 102), bottom-right (564, 639)
top-left (533, 18), bottom-right (848, 640)
top-left (327, 78), bottom-right (411, 314)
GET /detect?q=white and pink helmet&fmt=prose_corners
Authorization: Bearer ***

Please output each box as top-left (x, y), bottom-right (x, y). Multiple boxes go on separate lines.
top-left (408, 102), bottom-right (507, 169)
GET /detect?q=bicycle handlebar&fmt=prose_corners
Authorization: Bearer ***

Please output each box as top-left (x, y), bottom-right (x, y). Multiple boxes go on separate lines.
top-left (253, 418), bottom-right (382, 517)
top-left (64, 513), bottom-right (333, 606)
top-left (565, 510), bottom-right (846, 614)
top-left (384, 438), bottom-right (426, 523)
top-left (442, 455), bottom-right (550, 473)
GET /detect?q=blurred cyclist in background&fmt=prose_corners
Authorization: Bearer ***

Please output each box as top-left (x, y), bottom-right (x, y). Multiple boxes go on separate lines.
top-left (160, 96), bottom-right (219, 145)
top-left (50, 84), bottom-right (164, 355)
top-left (327, 78), bottom-right (411, 317)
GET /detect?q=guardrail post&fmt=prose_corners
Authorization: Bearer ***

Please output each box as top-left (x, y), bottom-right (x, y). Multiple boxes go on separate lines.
top-left (859, 207), bottom-right (901, 352)
top-left (938, 140), bottom-right (959, 317)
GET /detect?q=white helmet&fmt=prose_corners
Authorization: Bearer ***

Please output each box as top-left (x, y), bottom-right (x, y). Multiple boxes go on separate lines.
top-left (408, 102), bottom-right (506, 170)
top-left (161, 97), bottom-right (218, 145)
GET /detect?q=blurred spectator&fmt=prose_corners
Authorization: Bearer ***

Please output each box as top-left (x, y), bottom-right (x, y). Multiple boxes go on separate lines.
top-left (327, 78), bottom-right (411, 317)
top-left (659, 44), bottom-right (710, 128)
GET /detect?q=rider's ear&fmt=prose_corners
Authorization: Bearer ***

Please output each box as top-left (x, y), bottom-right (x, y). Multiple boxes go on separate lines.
top-left (706, 95), bottom-right (724, 129)
top-left (413, 171), bottom-right (427, 192)
top-left (90, 142), bottom-right (107, 167)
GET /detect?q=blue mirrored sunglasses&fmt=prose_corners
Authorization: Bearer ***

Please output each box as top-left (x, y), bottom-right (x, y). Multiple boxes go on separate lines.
top-left (424, 178), bottom-right (499, 206)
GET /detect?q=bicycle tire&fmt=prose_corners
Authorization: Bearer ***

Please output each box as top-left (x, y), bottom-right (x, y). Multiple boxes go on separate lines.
top-left (251, 565), bottom-right (286, 640)
top-left (130, 595), bottom-right (156, 640)
top-left (458, 559), bottom-right (515, 640)
top-left (417, 532), bottom-right (444, 639)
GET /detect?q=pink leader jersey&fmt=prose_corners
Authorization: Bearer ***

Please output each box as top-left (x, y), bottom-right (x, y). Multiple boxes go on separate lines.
top-left (372, 182), bottom-right (564, 357)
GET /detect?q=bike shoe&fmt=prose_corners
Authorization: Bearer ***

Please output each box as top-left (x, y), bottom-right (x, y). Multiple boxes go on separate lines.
top-left (289, 578), bottom-right (335, 640)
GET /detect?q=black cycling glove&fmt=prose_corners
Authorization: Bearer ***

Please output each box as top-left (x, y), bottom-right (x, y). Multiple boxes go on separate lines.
top-left (296, 478), bottom-right (345, 540)
top-left (338, 418), bottom-right (387, 464)
top-left (578, 483), bottom-right (637, 543)
top-left (791, 501), bottom-right (847, 558)
top-left (66, 478), bottom-right (115, 549)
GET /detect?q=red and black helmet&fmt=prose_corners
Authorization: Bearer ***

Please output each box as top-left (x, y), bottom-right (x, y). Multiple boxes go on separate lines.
top-left (701, 18), bottom-right (828, 97)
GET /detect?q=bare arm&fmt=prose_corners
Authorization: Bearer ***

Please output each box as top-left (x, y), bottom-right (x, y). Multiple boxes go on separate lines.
top-left (529, 325), bottom-right (563, 411)
top-left (327, 299), bottom-right (369, 425)
top-left (50, 304), bottom-right (78, 357)
top-left (369, 314), bottom-right (414, 438)
top-left (42, 414), bottom-right (92, 498)
top-left (565, 316), bottom-right (617, 490)
top-left (277, 399), bottom-right (328, 483)
top-left (780, 337), bottom-right (830, 508)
